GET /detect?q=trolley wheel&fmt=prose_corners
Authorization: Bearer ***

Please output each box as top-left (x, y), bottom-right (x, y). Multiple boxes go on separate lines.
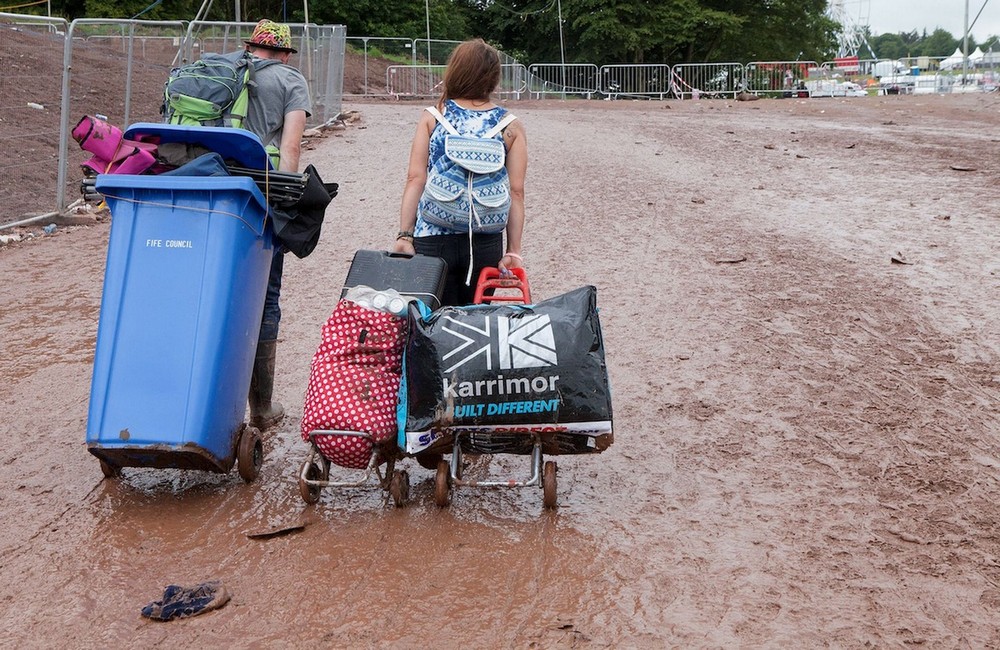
top-left (415, 452), bottom-right (442, 471)
top-left (434, 460), bottom-right (451, 508)
top-left (99, 459), bottom-right (121, 479)
top-left (542, 460), bottom-right (558, 510)
top-left (299, 460), bottom-right (322, 504)
top-left (389, 469), bottom-right (410, 507)
top-left (237, 426), bottom-right (264, 483)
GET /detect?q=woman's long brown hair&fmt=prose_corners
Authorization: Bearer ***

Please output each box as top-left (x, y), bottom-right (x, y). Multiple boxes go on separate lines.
top-left (437, 38), bottom-right (501, 110)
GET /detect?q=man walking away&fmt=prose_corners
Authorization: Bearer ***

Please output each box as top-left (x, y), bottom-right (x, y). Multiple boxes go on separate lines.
top-left (241, 19), bottom-right (312, 429)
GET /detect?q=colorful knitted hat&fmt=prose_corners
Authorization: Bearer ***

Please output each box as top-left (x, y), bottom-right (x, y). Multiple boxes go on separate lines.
top-left (244, 19), bottom-right (297, 53)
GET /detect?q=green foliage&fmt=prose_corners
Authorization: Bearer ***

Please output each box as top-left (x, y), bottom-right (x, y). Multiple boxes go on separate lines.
top-left (698, 0), bottom-right (837, 62)
top-left (870, 28), bottom-right (975, 59)
top-left (31, 0), bottom-right (987, 67)
top-left (307, 0), bottom-right (469, 40)
top-left (920, 27), bottom-right (963, 56)
top-left (463, 0), bottom-right (836, 65)
top-left (870, 31), bottom-right (919, 59)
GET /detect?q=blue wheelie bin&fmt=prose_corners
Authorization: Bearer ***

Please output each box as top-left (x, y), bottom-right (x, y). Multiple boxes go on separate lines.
top-left (86, 124), bottom-right (276, 482)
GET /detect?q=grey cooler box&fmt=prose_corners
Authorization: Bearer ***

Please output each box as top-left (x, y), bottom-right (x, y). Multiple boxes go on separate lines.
top-left (341, 250), bottom-right (448, 311)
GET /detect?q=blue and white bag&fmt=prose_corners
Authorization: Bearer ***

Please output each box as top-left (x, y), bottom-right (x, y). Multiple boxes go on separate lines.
top-left (419, 106), bottom-right (518, 237)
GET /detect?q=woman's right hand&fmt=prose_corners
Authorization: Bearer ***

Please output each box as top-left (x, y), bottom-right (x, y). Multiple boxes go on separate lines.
top-left (498, 252), bottom-right (523, 276)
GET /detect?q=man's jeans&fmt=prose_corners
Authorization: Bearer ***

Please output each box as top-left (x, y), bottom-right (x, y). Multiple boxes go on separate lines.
top-left (259, 249), bottom-right (284, 341)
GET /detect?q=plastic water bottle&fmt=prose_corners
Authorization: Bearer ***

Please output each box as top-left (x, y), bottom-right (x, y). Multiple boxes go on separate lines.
top-left (388, 297), bottom-right (407, 316)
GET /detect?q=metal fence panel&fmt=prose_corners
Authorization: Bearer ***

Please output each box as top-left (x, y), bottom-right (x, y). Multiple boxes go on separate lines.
top-left (345, 37), bottom-right (415, 96)
top-left (7, 17), bottom-right (992, 222)
top-left (298, 24), bottom-right (345, 125)
top-left (0, 15), bottom-right (345, 222)
top-left (184, 21), bottom-right (344, 125)
top-left (527, 64), bottom-right (599, 98)
top-left (56, 20), bottom-right (192, 209)
top-left (386, 63), bottom-right (526, 99)
top-left (386, 64), bottom-right (445, 98)
top-left (745, 61), bottom-right (819, 96)
top-left (413, 38), bottom-right (461, 66)
top-left (498, 64), bottom-right (529, 100)
top-left (818, 57), bottom-right (877, 78)
top-left (671, 63), bottom-right (745, 99)
top-left (599, 64), bottom-right (671, 99)
top-left (1, 14), bottom-right (70, 218)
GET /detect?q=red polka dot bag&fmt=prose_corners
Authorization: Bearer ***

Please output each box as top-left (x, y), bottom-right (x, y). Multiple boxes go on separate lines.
top-left (300, 300), bottom-right (406, 469)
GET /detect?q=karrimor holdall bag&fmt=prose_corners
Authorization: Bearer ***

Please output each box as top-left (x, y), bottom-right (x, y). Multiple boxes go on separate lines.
top-left (300, 300), bottom-right (407, 469)
top-left (161, 51), bottom-right (279, 128)
top-left (418, 106), bottom-right (518, 236)
top-left (399, 285), bottom-right (614, 456)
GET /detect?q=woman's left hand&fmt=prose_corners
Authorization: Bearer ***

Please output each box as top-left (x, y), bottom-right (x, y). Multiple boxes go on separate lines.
top-left (393, 237), bottom-right (415, 255)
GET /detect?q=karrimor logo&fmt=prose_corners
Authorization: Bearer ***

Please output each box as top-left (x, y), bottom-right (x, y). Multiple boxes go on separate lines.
top-left (441, 314), bottom-right (557, 373)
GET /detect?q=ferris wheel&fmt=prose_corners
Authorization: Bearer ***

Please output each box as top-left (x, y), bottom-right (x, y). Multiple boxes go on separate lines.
top-left (827, 0), bottom-right (876, 58)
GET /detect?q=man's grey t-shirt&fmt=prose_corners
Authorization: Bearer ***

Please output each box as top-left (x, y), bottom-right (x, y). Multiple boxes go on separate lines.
top-left (245, 61), bottom-right (312, 150)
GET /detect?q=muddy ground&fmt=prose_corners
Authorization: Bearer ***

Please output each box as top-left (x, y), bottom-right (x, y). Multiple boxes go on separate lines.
top-left (3, 93), bottom-right (1000, 647)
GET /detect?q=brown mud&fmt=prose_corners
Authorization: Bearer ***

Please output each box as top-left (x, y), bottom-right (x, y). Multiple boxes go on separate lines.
top-left (3, 94), bottom-right (1000, 646)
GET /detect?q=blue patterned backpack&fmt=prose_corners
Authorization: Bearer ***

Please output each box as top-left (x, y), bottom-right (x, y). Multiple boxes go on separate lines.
top-left (419, 106), bottom-right (518, 235)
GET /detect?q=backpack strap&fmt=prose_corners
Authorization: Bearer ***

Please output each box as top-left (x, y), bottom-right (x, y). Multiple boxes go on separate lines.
top-left (483, 113), bottom-right (517, 138)
top-left (426, 106), bottom-right (517, 139)
top-left (425, 106), bottom-right (459, 135)
top-left (230, 57), bottom-right (283, 128)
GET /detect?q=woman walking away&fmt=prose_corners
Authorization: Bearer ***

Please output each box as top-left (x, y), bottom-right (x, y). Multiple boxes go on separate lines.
top-left (393, 38), bottom-right (527, 307)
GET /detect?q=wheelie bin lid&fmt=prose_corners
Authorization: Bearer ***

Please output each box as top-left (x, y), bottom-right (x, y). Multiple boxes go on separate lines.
top-left (94, 174), bottom-right (268, 214)
top-left (123, 123), bottom-right (272, 170)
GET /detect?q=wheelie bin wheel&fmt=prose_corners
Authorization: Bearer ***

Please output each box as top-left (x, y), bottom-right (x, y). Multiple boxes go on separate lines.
top-left (299, 460), bottom-right (322, 504)
top-left (542, 460), bottom-right (558, 510)
top-left (389, 469), bottom-right (410, 507)
top-left (99, 459), bottom-right (121, 479)
top-left (237, 426), bottom-right (264, 483)
top-left (434, 460), bottom-right (451, 508)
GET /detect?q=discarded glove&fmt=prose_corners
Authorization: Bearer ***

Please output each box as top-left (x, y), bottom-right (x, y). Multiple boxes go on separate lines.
top-left (141, 580), bottom-right (231, 621)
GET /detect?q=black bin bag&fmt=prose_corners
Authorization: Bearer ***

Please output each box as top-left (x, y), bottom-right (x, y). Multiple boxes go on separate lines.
top-left (399, 285), bottom-right (613, 456)
top-left (270, 164), bottom-right (337, 259)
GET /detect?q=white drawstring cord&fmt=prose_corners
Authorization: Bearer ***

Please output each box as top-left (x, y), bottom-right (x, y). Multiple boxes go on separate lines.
top-left (465, 172), bottom-right (475, 285)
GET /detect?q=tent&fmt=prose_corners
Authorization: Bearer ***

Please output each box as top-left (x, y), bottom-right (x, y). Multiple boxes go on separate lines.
top-left (939, 47), bottom-right (966, 70)
top-left (969, 46), bottom-right (985, 64)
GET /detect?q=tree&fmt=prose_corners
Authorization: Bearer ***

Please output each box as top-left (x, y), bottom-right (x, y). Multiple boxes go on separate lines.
top-left (701, 0), bottom-right (837, 62)
top-left (566, 0), bottom-right (740, 64)
top-left (466, 0), bottom-right (566, 63)
top-left (871, 32), bottom-right (912, 59)
top-left (917, 28), bottom-right (961, 57)
top-left (468, 0), bottom-right (834, 65)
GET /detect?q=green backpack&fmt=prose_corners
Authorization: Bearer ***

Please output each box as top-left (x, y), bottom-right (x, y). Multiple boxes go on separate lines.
top-left (161, 50), bottom-right (279, 129)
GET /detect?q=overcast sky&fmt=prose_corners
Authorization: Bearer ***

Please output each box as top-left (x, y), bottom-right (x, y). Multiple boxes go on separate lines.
top-left (856, 0), bottom-right (1000, 42)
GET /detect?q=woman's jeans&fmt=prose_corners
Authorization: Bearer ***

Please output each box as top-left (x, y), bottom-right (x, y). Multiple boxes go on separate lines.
top-left (414, 232), bottom-right (503, 306)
